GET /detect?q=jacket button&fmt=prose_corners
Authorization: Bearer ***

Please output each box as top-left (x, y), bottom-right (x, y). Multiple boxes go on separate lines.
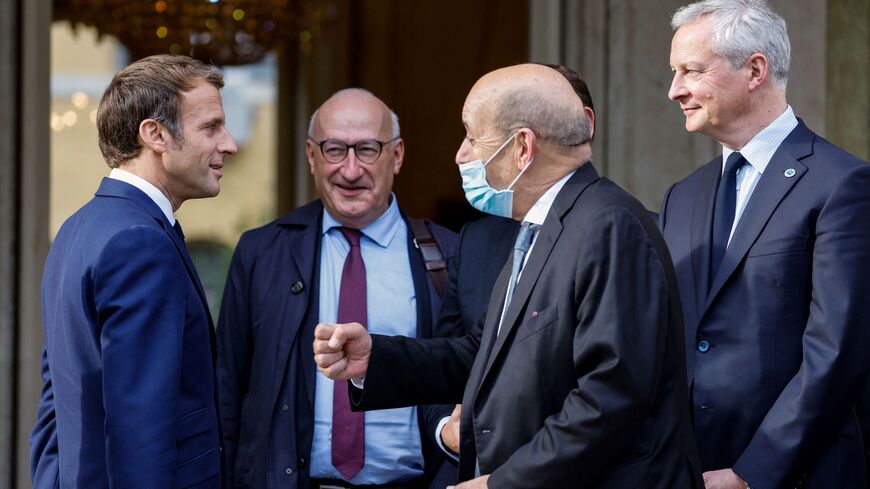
top-left (281, 404), bottom-right (289, 412)
top-left (299, 457), bottom-right (306, 468)
top-left (285, 467), bottom-right (293, 475)
top-left (697, 340), bottom-right (711, 353)
top-left (290, 281), bottom-right (304, 294)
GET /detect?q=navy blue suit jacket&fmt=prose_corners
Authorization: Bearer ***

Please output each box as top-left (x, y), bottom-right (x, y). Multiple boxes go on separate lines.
top-left (216, 199), bottom-right (457, 489)
top-left (659, 121), bottom-right (870, 489)
top-left (435, 215), bottom-right (518, 339)
top-left (30, 178), bottom-right (222, 489)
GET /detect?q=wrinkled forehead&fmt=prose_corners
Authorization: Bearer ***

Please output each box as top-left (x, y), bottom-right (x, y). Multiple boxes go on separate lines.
top-left (461, 84), bottom-right (499, 133)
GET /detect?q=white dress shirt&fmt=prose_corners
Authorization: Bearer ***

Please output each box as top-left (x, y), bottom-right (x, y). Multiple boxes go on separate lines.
top-left (721, 105), bottom-right (798, 245)
top-left (108, 168), bottom-right (176, 225)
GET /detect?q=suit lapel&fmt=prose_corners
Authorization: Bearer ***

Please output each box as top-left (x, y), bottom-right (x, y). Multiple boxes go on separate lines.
top-left (704, 123), bottom-right (813, 311)
top-left (271, 203), bottom-right (323, 408)
top-left (468, 261), bottom-right (512, 406)
top-left (690, 160), bottom-right (720, 313)
top-left (474, 164), bottom-right (600, 393)
top-left (481, 219), bottom-right (562, 379)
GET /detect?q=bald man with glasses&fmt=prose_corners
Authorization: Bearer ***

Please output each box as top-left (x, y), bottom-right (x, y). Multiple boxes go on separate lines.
top-left (217, 88), bottom-right (458, 489)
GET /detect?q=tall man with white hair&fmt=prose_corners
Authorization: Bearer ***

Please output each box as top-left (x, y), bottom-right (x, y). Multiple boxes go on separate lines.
top-left (217, 88), bottom-right (458, 489)
top-left (661, 1), bottom-right (870, 488)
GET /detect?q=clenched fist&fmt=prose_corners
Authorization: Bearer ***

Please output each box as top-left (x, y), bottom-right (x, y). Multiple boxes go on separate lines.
top-left (313, 322), bottom-right (372, 380)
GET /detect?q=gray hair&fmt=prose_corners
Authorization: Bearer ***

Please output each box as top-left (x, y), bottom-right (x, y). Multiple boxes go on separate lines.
top-left (493, 88), bottom-right (591, 147)
top-left (308, 88), bottom-right (400, 139)
top-left (672, 0), bottom-right (790, 91)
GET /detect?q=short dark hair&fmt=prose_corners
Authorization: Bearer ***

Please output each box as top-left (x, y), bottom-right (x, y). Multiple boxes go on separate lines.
top-left (539, 63), bottom-right (595, 113)
top-left (97, 54), bottom-right (224, 168)
top-left (537, 63), bottom-right (595, 142)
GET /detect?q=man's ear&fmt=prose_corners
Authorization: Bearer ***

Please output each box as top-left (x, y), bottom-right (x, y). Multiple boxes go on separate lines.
top-left (391, 138), bottom-right (405, 175)
top-left (584, 107), bottom-right (595, 142)
top-left (747, 53), bottom-right (770, 91)
top-left (305, 139), bottom-right (317, 176)
top-left (139, 119), bottom-right (169, 153)
top-left (514, 128), bottom-right (537, 169)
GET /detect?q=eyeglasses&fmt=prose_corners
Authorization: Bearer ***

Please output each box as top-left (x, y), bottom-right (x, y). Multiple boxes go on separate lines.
top-left (308, 137), bottom-right (400, 164)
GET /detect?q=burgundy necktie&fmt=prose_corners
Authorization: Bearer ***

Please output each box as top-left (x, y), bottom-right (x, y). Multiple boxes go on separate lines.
top-left (332, 227), bottom-right (366, 480)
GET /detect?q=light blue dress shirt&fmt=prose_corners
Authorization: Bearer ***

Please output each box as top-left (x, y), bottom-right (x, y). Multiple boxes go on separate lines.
top-left (722, 105), bottom-right (798, 244)
top-left (309, 195), bottom-right (424, 483)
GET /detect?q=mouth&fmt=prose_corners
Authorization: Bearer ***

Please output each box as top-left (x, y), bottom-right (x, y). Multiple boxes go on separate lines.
top-left (209, 162), bottom-right (223, 178)
top-left (335, 182), bottom-right (370, 196)
top-left (681, 106), bottom-right (700, 115)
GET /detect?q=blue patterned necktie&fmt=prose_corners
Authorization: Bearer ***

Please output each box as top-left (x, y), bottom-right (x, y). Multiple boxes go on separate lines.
top-left (501, 221), bottom-right (540, 327)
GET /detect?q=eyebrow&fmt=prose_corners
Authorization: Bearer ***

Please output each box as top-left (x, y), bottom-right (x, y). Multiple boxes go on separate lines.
top-left (199, 116), bottom-right (225, 129)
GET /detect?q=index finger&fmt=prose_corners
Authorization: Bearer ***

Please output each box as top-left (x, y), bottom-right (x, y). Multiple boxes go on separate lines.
top-left (314, 323), bottom-right (337, 340)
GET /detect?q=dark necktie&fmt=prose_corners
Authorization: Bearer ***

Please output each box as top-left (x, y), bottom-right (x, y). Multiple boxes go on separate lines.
top-left (710, 152), bottom-right (746, 286)
top-left (500, 222), bottom-right (539, 333)
top-left (332, 227), bottom-right (366, 480)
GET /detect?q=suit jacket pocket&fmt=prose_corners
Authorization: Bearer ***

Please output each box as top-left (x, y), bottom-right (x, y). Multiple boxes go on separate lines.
top-left (176, 407), bottom-right (218, 485)
top-left (176, 447), bottom-right (220, 488)
top-left (748, 235), bottom-right (808, 257)
top-left (514, 305), bottom-right (559, 343)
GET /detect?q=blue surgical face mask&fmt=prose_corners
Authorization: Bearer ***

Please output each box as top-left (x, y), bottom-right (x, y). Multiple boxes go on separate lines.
top-left (458, 133), bottom-right (532, 218)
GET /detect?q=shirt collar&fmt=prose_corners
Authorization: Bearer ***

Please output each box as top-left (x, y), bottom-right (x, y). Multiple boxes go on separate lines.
top-left (108, 168), bottom-right (175, 225)
top-left (722, 105), bottom-right (798, 175)
top-left (523, 170), bottom-right (575, 225)
top-left (321, 193), bottom-right (402, 248)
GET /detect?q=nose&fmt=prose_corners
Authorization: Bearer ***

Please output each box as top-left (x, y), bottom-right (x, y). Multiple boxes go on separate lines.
top-left (221, 127), bottom-right (239, 155)
top-left (668, 72), bottom-right (687, 102)
top-left (340, 151), bottom-right (365, 180)
top-left (455, 137), bottom-right (472, 166)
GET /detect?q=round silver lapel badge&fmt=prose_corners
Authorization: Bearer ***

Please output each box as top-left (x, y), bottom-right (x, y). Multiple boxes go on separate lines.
top-left (784, 168), bottom-right (796, 178)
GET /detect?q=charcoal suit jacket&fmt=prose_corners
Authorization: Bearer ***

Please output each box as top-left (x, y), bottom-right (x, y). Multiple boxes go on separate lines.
top-left (353, 163), bottom-right (703, 489)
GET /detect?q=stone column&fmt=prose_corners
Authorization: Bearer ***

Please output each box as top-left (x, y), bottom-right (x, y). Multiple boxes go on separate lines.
top-left (827, 0), bottom-right (870, 160)
top-left (0, 0), bottom-right (51, 486)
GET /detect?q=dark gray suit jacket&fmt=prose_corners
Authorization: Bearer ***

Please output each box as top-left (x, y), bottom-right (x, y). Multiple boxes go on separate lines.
top-left (352, 163), bottom-right (703, 489)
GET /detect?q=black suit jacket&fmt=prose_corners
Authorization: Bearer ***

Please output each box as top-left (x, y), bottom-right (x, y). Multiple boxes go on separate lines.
top-left (354, 164), bottom-right (703, 489)
top-left (659, 121), bottom-right (870, 489)
top-left (217, 199), bottom-right (457, 489)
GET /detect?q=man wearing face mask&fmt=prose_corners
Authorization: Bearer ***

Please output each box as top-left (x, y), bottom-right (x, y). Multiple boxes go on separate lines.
top-left (314, 64), bottom-right (703, 489)
top-left (431, 63), bottom-right (596, 466)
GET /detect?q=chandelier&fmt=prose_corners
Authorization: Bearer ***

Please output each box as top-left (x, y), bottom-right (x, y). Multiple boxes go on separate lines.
top-left (54, 0), bottom-right (335, 65)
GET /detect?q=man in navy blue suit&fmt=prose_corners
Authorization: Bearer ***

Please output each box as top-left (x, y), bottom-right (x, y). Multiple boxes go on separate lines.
top-left (661, 1), bottom-right (870, 488)
top-left (30, 55), bottom-right (238, 489)
top-left (216, 88), bottom-right (457, 489)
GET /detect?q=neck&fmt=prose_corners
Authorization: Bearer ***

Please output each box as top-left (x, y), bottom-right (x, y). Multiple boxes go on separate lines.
top-left (118, 155), bottom-right (181, 211)
top-left (721, 90), bottom-right (788, 150)
top-left (511, 146), bottom-right (588, 220)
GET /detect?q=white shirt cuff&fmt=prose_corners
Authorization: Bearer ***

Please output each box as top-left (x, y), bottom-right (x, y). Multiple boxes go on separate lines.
top-left (435, 416), bottom-right (460, 461)
top-left (350, 377), bottom-right (365, 389)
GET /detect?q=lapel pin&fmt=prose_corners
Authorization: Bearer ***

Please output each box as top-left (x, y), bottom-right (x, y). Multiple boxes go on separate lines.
top-left (531, 311), bottom-right (539, 318)
top-left (784, 168), bottom-right (796, 178)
